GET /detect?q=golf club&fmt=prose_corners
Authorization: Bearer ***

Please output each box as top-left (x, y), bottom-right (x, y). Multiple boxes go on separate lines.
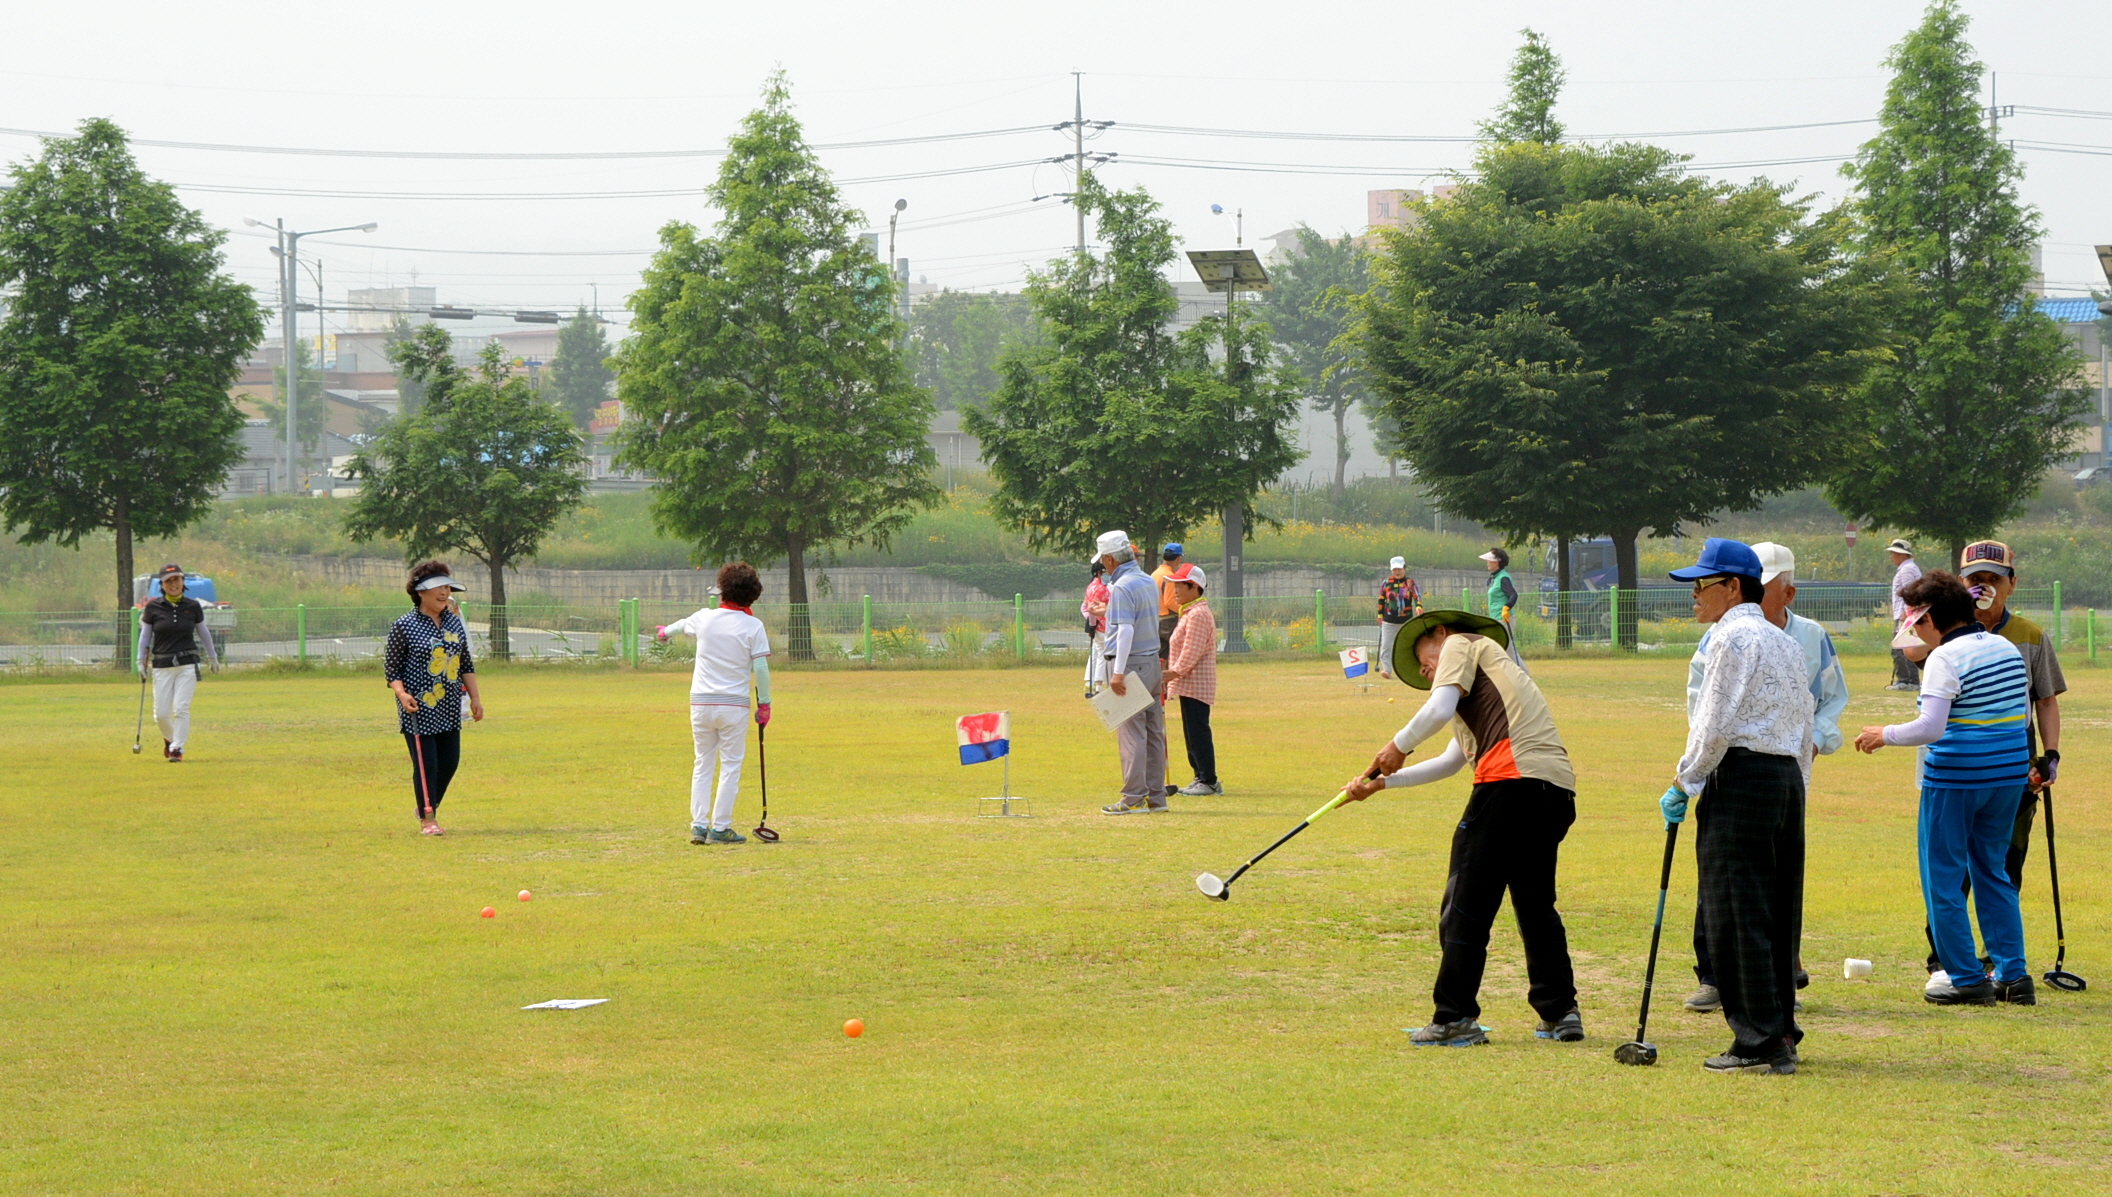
top-left (752, 722), bottom-right (780, 842)
top-left (130, 671), bottom-right (146, 755)
top-left (1613, 819), bottom-right (1681, 1067)
top-left (2040, 785), bottom-right (2085, 992)
top-left (1196, 768), bottom-right (1382, 901)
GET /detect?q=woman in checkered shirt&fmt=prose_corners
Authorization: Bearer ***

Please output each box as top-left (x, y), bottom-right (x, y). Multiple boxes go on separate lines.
top-left (1163, 565), bottom-right (1220, 796)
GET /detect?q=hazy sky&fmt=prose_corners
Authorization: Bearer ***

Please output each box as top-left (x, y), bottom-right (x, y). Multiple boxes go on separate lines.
top-left (4, 0), bottom-right (2107, 342)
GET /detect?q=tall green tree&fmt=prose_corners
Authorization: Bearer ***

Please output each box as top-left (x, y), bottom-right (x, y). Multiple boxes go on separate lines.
top-left (910, 290), bottom-right (1042, 411)
top-left (1253, 226), bottom-right (1371, 498)
top-left (1361, 33), bottom-right (1886, 646)
top-left (613, 72), bottom-right (940, 659)
top-left (384, 315), bottom-right (427, 416)
top-left (343, 329), bottom-right (589, 659)
top-left (256, 337), bottom-right (327, 468)
top-left (965, 174), bottom-right (1304, 555)
top-left (1478, 28), bottom-right (1565, 145)
top-left (0, 118), bottom-right (264, 665)
top-left (547, 306), bottom-right (615, 428)
top-left (1823, 1), bottom-right (2088, 566)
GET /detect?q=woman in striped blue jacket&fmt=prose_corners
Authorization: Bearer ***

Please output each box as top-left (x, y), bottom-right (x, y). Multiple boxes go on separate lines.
top-left (1855, 571), bottom-right (2032, 1006)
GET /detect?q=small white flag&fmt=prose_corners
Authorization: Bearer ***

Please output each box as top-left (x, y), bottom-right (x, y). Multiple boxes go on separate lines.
top-left (1340, 647), bottom-right (1369, 679)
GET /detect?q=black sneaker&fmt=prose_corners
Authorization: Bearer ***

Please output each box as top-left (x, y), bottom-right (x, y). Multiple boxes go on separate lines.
top-left (1924, 978), bottom-right (1998, 1006)
top-left (1703, 1049), bottom-right (1795, 1075)
top-left (1406, 1018), bottom-right (1488, 1047)
top-left (1795, 968), bottom-right (1810, 990)
top-left (1996, 975), bottom-right (2037, 1006)
top-left (1684, 984), bottom-right (1722, 1013)
top-left (1533, 1010), bottom-right (1585, 1042)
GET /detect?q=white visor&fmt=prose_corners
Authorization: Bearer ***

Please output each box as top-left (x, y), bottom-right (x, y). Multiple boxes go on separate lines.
top-left (415, 576), bottom-right (466, 593)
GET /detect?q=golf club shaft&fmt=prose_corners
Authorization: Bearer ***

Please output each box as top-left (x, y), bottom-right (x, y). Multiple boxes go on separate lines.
top-left (759, 722), bottom-right (767, 822)
top-left (2043, 786), bottom-right (2067, 965)
top-left (1220, 770), bottom-right (1381, 888)
top-left (1633, 821), bottom-right (1680, 1044)
top-left (133, 672), bottom-right (147, 750)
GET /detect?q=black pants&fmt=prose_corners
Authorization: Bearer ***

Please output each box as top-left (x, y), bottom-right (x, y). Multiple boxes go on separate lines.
top-left (1178, 695), bottom-right (1217, 786)
top-left (1158, 613), bottom-right (1179, 661)
top-left (1696, 748), bottom-right (1805, 1057)
top-left (1924, 787), bottom-right (2036, 970)
top-left (404, 729), bottom-right (461, 818)
top-left (1890, 647), bottom-right (1923, 687)
top-left (1430, 778), bottom-right (1578, 1024)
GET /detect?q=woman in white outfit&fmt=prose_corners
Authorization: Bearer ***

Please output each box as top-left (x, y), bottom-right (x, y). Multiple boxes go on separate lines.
top-left (657, 562), bottom-right (772, 845)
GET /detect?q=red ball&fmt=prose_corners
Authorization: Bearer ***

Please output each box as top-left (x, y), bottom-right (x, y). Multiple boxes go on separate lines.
top-left (480, 907), bottom-right (496, 919)
top-left (844, 1018), bottom-right (864, 1038)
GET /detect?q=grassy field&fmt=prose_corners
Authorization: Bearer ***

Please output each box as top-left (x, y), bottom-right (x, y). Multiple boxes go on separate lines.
top-left (3, 656), bottom-right (2107, 1195)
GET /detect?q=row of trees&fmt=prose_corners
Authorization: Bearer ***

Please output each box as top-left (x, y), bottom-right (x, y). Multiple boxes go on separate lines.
top-left (0, 2), bottom-right (2088, 666)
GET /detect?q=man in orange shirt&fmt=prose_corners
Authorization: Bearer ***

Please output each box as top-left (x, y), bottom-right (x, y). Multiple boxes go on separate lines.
top-left (1342, 609), bottom-right (1582, 1048)
top-left (1150, 542), bottom-right (1184, 662)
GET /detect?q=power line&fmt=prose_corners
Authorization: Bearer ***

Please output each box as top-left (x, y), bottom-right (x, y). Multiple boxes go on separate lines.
top-left (175, 159), bottom-right (1047, 202)
top-left (1118, 117), bottom-right (1881, 143)
top-left (0, 123), bottom-right (1052, 160)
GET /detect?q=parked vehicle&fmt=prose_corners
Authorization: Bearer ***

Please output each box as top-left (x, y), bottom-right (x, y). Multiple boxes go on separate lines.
top-left (132, 572), bottom-right (236, 661)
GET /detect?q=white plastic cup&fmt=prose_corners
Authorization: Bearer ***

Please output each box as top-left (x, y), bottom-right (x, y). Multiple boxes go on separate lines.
top-left (1843, 958), bottom-right (1873, 980)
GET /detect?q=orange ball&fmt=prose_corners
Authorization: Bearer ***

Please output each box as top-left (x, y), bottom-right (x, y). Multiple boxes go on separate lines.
top-left (844, 1018), bottom-right (864, 1038)
top-left (480, 907), bottom-right (496, 919)
top-left (518, 890), bottom-right (532, 902)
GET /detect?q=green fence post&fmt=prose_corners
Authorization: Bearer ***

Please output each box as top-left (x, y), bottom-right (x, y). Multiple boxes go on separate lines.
top-left (1315, 589), bottom-right (1327, 652)
top-left (2053, 581), bottom-right (2063, 651)
top-left (622, 598), bottom-right (634, 666)
top-left (863, 594), bottom-right (874, 664)
top-left (296, 603), bottom-right (307, 665)
top-left (2089, 607), bottom-right (2097, 664)
top-left (1014, 593), bottom-right (1025, 662)
top-left (631, 598), bottom-right (641, 666)
top-left (1608, 585), bottom-right (1620, 649)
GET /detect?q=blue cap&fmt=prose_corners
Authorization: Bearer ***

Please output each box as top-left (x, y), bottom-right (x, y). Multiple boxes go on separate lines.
top-left (1668, 538), bottom-right (1762, 582)
top-left (1163, 542), bottom-right (1183, 557)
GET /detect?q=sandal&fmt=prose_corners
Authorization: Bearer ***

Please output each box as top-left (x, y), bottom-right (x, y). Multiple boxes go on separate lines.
top-left (420, 823), bottom-right (441, 835)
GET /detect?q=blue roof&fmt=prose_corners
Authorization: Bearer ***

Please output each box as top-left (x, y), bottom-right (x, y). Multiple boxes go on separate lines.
top-left (2036, 297), bottom-right (2106, 324)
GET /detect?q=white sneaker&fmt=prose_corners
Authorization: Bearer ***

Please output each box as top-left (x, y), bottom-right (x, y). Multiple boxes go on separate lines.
top-left (1177, 780), bottom-right (1223, 796)
top-left (1924, 970), bottom-right (1951, 994)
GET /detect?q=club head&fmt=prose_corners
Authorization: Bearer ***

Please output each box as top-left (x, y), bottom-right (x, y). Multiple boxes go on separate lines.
top-left (1196, 873), bottom-right (1229, 901)
top-left (131, 745), bottom-right (141, 754)
top-left (1612, 1040), bottom-right (1658, 1066)
top-left (752, 825), bottom-right (781, 843)
top-left (2044, 969), bottom-right (2087, 993)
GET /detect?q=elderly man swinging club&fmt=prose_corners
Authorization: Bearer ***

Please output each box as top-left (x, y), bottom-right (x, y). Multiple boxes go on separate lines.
top-left (1662, 538), bottom-right (1814, 1075)
top-left (1342, 608), bottom-right (1584, 1048)
top-left (1097, 530), bottom-right (1172, 814)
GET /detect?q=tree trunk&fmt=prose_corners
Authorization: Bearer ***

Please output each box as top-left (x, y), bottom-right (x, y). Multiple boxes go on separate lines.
top-left (1946, 539), bottom-right (1967, 580)
top-left (486, 553), bottom-right (511, 661)
top-left (785, 531), bottom-right (814, 660)
top-left (1555, 534), bottom-right (1573, 650)
top-left (1332, 398), bottom-right (1348, 500)
top-left (114, 498), bottom-right (135, 672)
top-left (1613, 529), bottom-right (1641, 651)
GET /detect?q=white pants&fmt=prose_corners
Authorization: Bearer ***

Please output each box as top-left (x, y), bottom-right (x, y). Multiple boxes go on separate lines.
top-left (153, 664), bottom-right (199, 752)
top-left (690, 703), bottom-right (749, 831)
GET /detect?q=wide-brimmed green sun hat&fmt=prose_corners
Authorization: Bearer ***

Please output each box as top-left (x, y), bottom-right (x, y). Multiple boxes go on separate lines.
top-left (1389, 610), bottom-right (1509, 688)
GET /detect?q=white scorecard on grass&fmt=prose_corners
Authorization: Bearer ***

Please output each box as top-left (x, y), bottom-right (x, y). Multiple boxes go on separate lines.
top-left (520, 998), bottom-right (609, 1010)
top-left (1196, 873), bottom-right (1226, 898)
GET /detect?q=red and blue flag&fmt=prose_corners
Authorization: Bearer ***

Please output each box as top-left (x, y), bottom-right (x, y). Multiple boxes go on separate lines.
top-left (957, 711), bottom-right (1010, 765)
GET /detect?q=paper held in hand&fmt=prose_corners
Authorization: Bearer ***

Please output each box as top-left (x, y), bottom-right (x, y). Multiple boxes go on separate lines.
top-left (1088, 673), bottom-right (1154, 731)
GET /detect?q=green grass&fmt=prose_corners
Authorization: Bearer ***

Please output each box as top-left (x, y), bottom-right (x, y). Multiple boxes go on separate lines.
top-left (4, 658), bottom-right (2108, 1194)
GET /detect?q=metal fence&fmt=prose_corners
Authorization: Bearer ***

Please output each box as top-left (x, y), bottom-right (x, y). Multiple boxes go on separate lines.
top-left (2, 584), bottom-right (2090, 669)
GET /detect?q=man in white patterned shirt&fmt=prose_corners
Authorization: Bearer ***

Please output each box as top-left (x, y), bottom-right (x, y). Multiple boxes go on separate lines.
top-left (1661, 538), bottom-right (1815, 1075)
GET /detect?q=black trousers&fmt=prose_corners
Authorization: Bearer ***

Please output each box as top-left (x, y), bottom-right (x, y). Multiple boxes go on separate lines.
top-left (1696, 748), bottom-right (1805, 1057)
top-left (1430, 778), bottom-right (1578, 1024)
top-left (1890, 647), bottom-right (1924, 687)
top-left (1158, 613), bottom-right (1179, 661)
top-left (1178, 695), bottom-right (1217, 785)
top-left (404, 729), bottom-right (462, 818)
top-left (1924, 787), bottom-right (2036, 970)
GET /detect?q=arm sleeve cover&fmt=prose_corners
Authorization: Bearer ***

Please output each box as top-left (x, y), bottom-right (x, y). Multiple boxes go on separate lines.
top-left (752, 657), bottom-right (771, 705)
top-left (1392, 684), bottom-right (1462, 753)
top-left (1883, 694), bottom-right (1952, 747)
top-left (1384, 739), bottom-right (1468, 788)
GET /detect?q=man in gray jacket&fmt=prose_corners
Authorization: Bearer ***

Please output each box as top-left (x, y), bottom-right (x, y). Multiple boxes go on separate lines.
top-left (1096, 530), bottom-right (1171, 814)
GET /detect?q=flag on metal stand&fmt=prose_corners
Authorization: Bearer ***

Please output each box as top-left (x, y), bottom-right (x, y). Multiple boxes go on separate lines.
top-left (956, 711), bottom-right (1028, 816)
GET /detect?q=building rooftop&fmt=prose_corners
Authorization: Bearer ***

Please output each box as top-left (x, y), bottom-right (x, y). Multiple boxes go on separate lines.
top-left (2039, 296), bottom-right (2107, 324)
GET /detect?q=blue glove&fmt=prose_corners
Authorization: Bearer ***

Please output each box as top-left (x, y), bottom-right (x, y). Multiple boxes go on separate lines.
top-left (1659, 785), bottom-right (1689, 825)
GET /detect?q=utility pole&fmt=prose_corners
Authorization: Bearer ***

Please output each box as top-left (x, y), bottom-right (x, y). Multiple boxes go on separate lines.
top-left (1073, 72), bottom-right (1086, 255)
top-left (247, 217), bottom-right (375, 493)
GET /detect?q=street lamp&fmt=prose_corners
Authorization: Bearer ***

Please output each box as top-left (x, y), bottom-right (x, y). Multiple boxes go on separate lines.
top-left (887, 199), bottom-right (909, 343)
top-left (246, 217), bottom-right (377, 493)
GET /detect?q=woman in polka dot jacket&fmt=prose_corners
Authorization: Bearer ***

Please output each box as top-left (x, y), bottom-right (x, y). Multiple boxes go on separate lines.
top-left (385, 560), bottom-right (486, 835)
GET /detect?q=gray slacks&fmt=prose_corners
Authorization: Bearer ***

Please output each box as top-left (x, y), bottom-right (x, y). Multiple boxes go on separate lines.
top-left (1117, 655), bottom-right (1170, 806)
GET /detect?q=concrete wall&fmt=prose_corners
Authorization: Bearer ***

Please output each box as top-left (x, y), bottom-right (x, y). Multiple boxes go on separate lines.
top-left (271, 554), bottom-right (1544, 607)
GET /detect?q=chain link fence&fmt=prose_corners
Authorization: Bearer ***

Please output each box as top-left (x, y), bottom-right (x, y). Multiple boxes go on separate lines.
top-left (2, 585), bottom-right (2087, 671)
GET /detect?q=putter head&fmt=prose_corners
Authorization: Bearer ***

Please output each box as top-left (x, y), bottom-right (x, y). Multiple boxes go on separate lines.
top-left (131, 745), bottom-right (142, 754)
top-left (2044, 969), bottom-right (2087, 993)
top-left (1612, 1040), bottom-right (1658, 1066)
top-left (752, 825), bottom-right (781, 843)
top-left (1196, 873), bottom-right (1229, 901)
